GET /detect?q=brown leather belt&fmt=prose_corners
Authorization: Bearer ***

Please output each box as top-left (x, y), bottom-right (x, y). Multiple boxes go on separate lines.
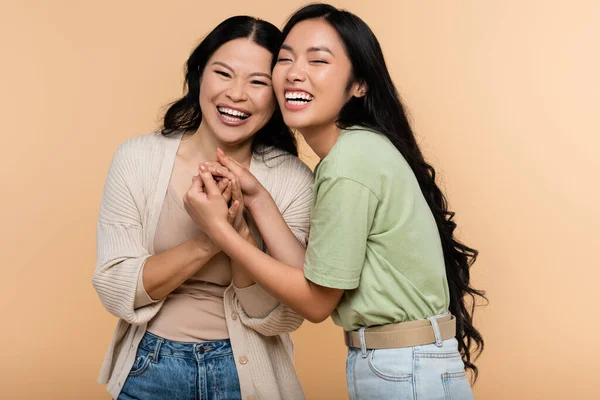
top-left (344, 314), bottom-right (456, 349)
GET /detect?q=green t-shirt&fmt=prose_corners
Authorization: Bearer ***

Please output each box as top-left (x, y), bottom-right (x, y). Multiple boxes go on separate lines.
top-left (303, 127), bottom-right (450, 331)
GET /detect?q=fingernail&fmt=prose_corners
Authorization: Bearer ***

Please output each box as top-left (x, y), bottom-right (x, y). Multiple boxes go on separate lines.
top-left (199, 165), bottom-right (206, 172)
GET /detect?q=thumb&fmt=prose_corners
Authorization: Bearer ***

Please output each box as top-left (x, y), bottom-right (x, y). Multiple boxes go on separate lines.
top-left (198, 165), bottom-right (220, 196)
top-left (190, 175), bottom-right (204, 193)
top-left (216, 148), bottom-right (244, 174)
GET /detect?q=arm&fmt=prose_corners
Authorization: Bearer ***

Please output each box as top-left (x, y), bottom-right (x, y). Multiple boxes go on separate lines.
top-left (211, 149), bottom-right (313, 268)
top-left (223, 176), bottom-right (261, 290)
top-left (230, 232), bottom-right (306, 334)
top-left (231, 218), bottom-right (259, 289)
top-left (93, 143), bottom-right (164, 324)
top-left (139, 239), bottom-right (219, 305)
top-left (202, 153), bottom-right (313, 289)
top-left (244, 191), bottom-right (307, 268)
top-left (220, 168), bottom-right (309, 332)
top-left (186, 167), bottom-right (351, 323)
top-left (94, 151), bottom-right (227, 324)
top-left (217, 224), bottom-right (341, 323)
top-left (141, 175), bottom-right (233, 303)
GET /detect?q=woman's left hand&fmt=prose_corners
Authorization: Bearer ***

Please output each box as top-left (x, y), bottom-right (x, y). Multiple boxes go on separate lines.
top-left (200, 149), bottom-right (268, 211)
top-left (183, 166), bottom-right (236, 240)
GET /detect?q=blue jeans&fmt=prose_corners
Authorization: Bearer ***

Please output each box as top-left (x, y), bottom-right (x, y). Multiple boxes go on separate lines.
top-left (346, 336), bottom-right (474, 400)
top-left (118, 332), bottom-right (241, 400)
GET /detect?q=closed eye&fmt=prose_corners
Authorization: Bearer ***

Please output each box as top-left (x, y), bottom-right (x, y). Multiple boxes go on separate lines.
top-left (215, 70), bottom-right (231, 78)
top-left (251, 80), bottom-right (269, 86)
top-left (310, 60), bottom-right (328, 64)
top-left (277, 58), bottom-right (292, 63)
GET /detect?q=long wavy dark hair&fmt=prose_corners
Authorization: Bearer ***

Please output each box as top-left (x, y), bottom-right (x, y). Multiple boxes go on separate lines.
top-left (161, 16), bottom-right (297, 156)
top-left (282, 4), bottom-right (487, 380)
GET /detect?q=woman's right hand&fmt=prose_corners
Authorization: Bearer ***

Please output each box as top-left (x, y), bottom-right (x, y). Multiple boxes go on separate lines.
top-left (200, 149), bottom-right (268, 211)
top-left (201, 162), bottom-right (250, 239)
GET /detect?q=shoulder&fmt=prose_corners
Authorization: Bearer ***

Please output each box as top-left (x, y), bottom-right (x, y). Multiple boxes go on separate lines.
top-left (114, 131), bottom-right (180, 161)
top-left (254, 147), bottom-right (314, 186)
top-left (316, 126), bottom-right (410, 196)
top-left (110, 131), bottom-right (182, 172)
top-left (337, 127), bottom-right (397, 164)
top-left (318, 127), bottom-right (390, 177)
top-left (106, 132), bottom-right (181, 187)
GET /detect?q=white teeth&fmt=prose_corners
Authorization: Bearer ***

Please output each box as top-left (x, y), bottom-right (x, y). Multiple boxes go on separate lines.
top-left (217, 107), bottom-right (250, 118)
top-left (288, 100), bottom-right (309, 106)
top-left (285, 91), bottom-right (313, 101)
top-left (222, 114), bottom-right (240, 122)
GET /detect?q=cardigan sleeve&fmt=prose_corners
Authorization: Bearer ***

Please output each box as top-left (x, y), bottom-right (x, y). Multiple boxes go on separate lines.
top-left (233, 290), bottom-right (304, 336)
top-left (92, 142), bottom-right (164, 325)
top-left (276, 157), bottom-right (314, 246)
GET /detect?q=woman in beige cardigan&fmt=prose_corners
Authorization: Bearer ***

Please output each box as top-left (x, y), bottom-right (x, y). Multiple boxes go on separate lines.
top-left (93, 16), bottom-right (313, 400)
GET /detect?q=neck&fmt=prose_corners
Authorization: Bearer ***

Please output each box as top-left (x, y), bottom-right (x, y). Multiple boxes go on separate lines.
top-left (183, 123), bottom-right (253, 168)
top-left (298, 123), bottom-right (341, 159)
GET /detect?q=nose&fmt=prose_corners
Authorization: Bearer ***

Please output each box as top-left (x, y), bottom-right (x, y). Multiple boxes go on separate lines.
top-left (225, 79), bottom-right (248, 102)
top-left (286, 63), bottom-right (306, 83)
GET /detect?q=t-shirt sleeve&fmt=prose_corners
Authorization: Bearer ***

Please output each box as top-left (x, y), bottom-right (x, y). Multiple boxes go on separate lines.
top-left (303, 176), bottom-right (378, 290)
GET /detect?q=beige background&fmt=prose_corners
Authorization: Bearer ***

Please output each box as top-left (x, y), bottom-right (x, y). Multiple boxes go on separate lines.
top-left (1, 1), bottom-right (599, 399)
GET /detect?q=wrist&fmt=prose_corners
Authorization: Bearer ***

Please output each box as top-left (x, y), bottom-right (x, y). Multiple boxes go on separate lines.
top-left (238, 221), bottom-right (254, 243)
top-left (245, 188), bottom-right (271, 214)
top-left (211, 220), bottom-right (237, 252)
top-left (191, 237), bottom-right (219, 259)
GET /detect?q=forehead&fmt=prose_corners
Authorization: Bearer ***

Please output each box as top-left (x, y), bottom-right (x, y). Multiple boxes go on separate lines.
top-left (208, 38), bottom-right (273, 72)
top-left (283, 19), bottom-right (345, 53)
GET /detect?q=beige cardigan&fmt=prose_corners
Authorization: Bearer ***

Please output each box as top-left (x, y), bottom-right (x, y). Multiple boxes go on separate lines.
top-left (93, 132), bottom-right (314, 399)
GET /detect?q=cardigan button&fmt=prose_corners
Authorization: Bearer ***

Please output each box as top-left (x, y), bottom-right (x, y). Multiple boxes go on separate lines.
top-left (231, 312), bottom-right (238, 320)
top-left (239, 355), bottom-right (249, 365)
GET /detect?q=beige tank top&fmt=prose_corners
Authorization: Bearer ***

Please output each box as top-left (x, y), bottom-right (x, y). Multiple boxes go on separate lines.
top-left (146, 184), bottom-right (231, 342)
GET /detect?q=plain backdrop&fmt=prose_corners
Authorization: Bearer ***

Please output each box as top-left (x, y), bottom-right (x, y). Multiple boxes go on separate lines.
top-left (1, 1), bottom-right (599, 399)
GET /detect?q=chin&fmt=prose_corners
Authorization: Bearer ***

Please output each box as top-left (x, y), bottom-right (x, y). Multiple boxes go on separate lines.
top-left (281, 116), bottom-right (310, 132)
top-left (214, 128), bottom-right (255, 146)
top-left (216, 134), bottom-right (252, 147)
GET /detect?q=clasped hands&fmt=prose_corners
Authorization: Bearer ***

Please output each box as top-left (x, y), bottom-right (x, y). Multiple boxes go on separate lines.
top-left (183, 148), bottom-right (264, 246)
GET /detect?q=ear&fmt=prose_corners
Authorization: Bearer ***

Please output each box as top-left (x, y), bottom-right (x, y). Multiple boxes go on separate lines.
top-left (351, 81), bottom-right (368, 98)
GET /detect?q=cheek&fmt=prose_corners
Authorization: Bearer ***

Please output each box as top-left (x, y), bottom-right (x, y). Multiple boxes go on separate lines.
top-left (199, 77), bottom-right (221, 102)
top-left (198, 84), bottom-right (211, 106)
top-left (317, 73), bottom-right (352, 109)
top-left (315, 69), bottom-right (345, 93)
top-left (272, 67), bottom-right (285, 92)
top-left (254, 91), bottom-right (276, 117)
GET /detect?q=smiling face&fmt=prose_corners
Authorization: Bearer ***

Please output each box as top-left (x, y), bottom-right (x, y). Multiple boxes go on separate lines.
top-left (272, 18), bottom-right (365, 133)
top-left (198, 38), bottom-right (276, 147)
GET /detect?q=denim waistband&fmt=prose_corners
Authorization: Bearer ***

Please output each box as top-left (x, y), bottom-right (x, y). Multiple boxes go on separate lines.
top-left (139, 331), bottom-right (233, 361)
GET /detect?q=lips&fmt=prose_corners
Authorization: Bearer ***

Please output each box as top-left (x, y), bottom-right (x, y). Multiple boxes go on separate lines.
top-left (216, 104), bottom-right (252, 126)
top-left (283, 90), bottom-right (313, 111)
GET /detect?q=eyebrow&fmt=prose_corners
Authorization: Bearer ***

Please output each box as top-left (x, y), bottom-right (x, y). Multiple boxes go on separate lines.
top-left (280, 44), bottom-right (334, 56)
top-left (308, 46), bottom-right (334, 55)
top-left (211, 61), bottom-right (271, 79)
